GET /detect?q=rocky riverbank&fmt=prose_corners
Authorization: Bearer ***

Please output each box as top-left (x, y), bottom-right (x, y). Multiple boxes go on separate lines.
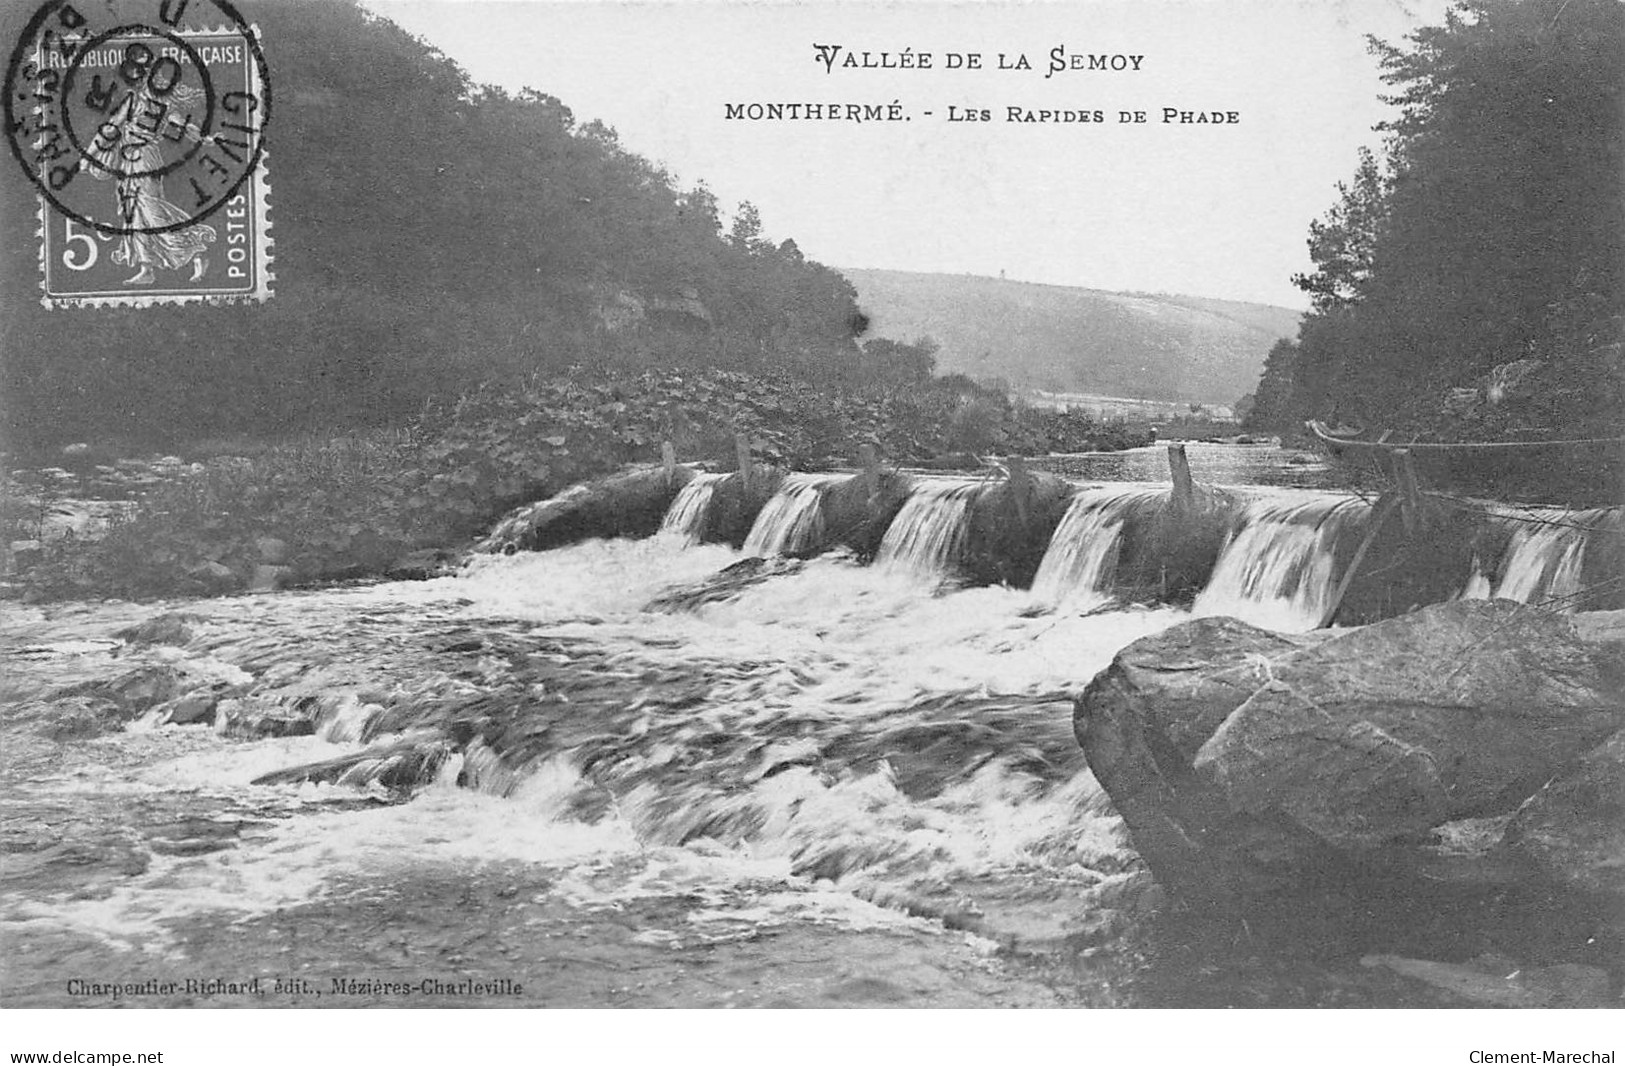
top-left (1075, 600), bottom-right (1625, 1007)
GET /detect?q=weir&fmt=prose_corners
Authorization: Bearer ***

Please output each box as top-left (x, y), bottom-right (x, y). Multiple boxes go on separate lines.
top-left (742, 473), bottom-right (845, 556)
top-left (1191, 494), bottom-right (1370, 631)
top-left (1030, 486), bottom-right (1163, 607)
top-left (582, 461), bottom-right (1623, 626)
top-left (658, 471), bottom-right (727, 544)
top-left (1463, 508), bottom-right (1599, 607)
top-left (874, 480), bottom-right (983, 578)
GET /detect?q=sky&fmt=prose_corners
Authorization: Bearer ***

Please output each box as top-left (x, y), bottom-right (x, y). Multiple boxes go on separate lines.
top-left (368, 0), bottom-right (1455, 309)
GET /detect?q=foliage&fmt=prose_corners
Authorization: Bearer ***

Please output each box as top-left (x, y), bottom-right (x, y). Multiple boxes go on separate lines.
top-left (10, 366), bottom-right (1143, 600)
top-left (0, 1), bottom-right (873, 453)
top-left (1242, 339), bottom-right (1301, 430)
top-left (1290, 148), bottom-right (1389, 316)
top-left (1253, 0), bottom-right (1624, 470)
top-left (860, 336), bottom-right (939, 386)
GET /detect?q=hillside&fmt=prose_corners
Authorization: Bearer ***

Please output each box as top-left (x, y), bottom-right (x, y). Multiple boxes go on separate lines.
top-left (0, 1), bottom-right (866, 451)
top-left (843, 269), bottom-right (1301, 405)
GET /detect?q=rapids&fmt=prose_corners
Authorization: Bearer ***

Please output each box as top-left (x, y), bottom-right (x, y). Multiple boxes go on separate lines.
top-left (3, 538), bottom-right (1184, 1005)
top-left (3, 447), bottom-right (1616, 1007)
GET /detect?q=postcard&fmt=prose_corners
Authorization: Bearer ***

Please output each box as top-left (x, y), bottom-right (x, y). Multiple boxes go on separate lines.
top-left (2, 0), bottom-right (1619, 1055)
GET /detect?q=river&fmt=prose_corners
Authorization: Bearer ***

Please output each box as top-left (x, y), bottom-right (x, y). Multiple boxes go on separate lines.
top-left (0, 444), bottom-right (1588, 1008)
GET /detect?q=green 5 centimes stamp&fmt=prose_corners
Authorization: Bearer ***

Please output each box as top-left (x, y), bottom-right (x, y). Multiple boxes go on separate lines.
top-left (5, 1), bottom-right (273, 307)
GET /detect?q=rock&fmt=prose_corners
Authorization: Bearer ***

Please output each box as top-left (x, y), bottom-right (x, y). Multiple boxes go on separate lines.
top-left (820, 469), bottom-right (912, 558)
top-left (698, 467), bottom-right (786, 548)
top-left (252, 737), bottom-right (453, 791)
top-left (1080, 615), bottom-right (1319, 766)
top-left (248, 564), bottom-right (295, 592)
top-left (214, 696), bottom-right (315, 739)
top-left (1082, 869), bottom-right (1166, 917)
top-left (153, 690), bottom-right (221, 726)
top-left (1574, 609), bottom-right (1625, 662)
top-left (15, 695), bottom-right (125, 739)
top-left (254, 536), bottom-right (290, 564)
top-left (475, 463), bottom-right (696, 554)
top-left (1483, 358), bottom-right (1545, 406)
top-left (188, 560), bottom-right (239, 592)
top-left (1197, 603), bottom-right (1622, 825)
top-left (1360, 954), bottom-right (1611, 1008)
top-left (61, 664), bottom-right (187, 716)
top-left (384, 548), bottom-right (454, 581)
top-left (646, 555), bottom-right (805, 612)
top-left (1501, 727), bottom-right (1625, 912)
top-left (1441, 386), bottom-right (1483, 417)
top-left (1075, 601), bottom-right (1625, 901)
top-left (115, 613), bottom-right (199, 647)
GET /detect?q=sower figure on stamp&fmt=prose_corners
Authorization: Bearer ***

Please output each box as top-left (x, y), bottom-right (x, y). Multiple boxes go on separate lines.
top-left (81, 80), bottom-right (216, 286)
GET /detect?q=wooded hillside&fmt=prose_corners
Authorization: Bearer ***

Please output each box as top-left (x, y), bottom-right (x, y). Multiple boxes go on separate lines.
top-left (1247, 0), bottom-right (1623, 486)
top-left (0, 1), bottom-right (878, 452)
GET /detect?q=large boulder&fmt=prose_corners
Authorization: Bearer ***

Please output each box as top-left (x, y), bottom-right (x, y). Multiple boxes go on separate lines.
top-left (1075, 601), bottom-right (1625, 901)
top-left (475, 463), bottom-right (694, 554)
top-left (1501, 726), bottom-right (1625, 920)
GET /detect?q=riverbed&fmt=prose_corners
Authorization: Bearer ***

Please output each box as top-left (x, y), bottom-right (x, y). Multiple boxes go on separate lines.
top-left (0, 444), bottom-right (1577, 1008)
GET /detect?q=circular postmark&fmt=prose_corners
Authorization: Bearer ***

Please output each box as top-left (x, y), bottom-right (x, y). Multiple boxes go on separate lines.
top-left (4, 0), bottom-right (271, 236)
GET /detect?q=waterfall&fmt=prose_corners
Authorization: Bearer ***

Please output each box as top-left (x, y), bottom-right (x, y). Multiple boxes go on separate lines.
top-left (742, 473), bottom-right (844, 557)
top-left (658, 472), bottom-right (726, 544)
top-left (1459, 556), bottom-right (1494, 601)
top-left (874, 480), bottom-right (983, 578)
top-left (1192, 493), bottom-right (1370, 632)
top-left (1486, 512), bottom-right (1590, 607)
top-left (1031, 486), bottom-right (1161, 606)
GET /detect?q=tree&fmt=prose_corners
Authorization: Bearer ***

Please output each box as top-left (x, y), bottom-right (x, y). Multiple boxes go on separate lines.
top-left (1268, 0), bottom-right (1623, 449)
top-left (0, 0), bottom-right (873, 448)
top-left (1292, 147), bottom-right (1390, 314)
top-left (1244, 339), bottom-right (1301, 430)
top-left (727, 202), bottom-right (767, 253)
top-left (861, 336), bottom-right (939, 385)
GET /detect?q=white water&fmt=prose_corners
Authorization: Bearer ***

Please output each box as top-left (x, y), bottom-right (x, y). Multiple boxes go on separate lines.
top-left (741, 473), bottom-right (844, 556)
top-left (4, 536), bottom-right (1185, 956)
top-left (657, 471), bottom-right (726, 544)
top-left (1192, 493), bottom-right (1370, 632)
top-left (1031, 486), bottom-right (1161, 608)
top-left (874, 479), bottom-right (983, 579)
top-left (1488, 514), bottom-right (1589, 606)
top-left (7, 464), bottom-right (1612, 982)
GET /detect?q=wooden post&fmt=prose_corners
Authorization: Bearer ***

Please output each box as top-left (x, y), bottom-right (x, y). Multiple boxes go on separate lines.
top-left (1167, 443), bottom-right (1194, 513)
top-left (858, 443), bottom-right (879, 502)
top-left (1320, 496), bottom-right (1397, 628)
top-left (1007, 455), bottom-right (1031, 526)
top-left (1391, 448), bottom-right (1421, 534)
top-left (735, 433), bottom-right (752, 493)
top-left (661, 440), bottom-right (677, 485)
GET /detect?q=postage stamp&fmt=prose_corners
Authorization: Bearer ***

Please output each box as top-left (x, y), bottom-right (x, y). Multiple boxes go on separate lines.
top-left (4, 1), bottom-right (273, 308)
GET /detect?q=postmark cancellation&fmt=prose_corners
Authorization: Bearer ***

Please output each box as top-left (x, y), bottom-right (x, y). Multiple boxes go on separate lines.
top-left (6, 2), bottom-right (273, 308)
